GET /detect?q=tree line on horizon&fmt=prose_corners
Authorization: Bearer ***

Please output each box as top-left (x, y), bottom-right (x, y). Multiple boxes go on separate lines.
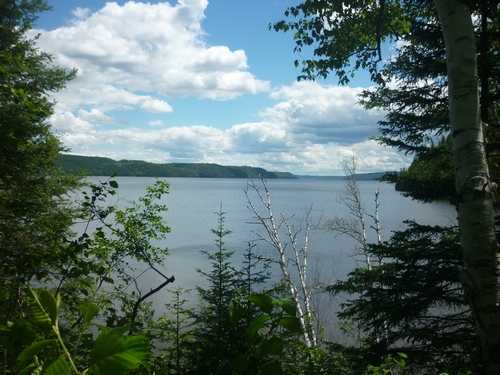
top-left (2, 0), bottom-right (500, 374)
top-left (55, 154), bottom-right (297, 179)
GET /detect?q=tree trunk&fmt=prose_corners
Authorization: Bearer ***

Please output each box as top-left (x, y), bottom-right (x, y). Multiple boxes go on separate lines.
top-left (434, 1), bottom-right (500, 373)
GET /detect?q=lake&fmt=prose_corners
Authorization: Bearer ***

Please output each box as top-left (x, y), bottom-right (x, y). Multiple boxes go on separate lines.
top-left (83, 176), bottom-right (457, 338)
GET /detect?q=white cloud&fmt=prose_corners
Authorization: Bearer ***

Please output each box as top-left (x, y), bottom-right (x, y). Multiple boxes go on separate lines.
top-left (148, 120), bottom-right (165, 127)
top-left (51, 111), bottom-right (94, 134)
top-left (32, 0), bottom-right (269, 112)
top-left (137, 98), bottom-right (173, 113)
top-left (56, 113), bottom-right (410, 176)
top-left (71, 7), bottom-right (91, 19)
top-left (53, 84), bottom-right (174, 113)
top-left (37, 1), bottom-right (410, 175)
top-left (264, 81), bottom-right (382, 144)
top-left (77, 108), bottom-right (119, 124)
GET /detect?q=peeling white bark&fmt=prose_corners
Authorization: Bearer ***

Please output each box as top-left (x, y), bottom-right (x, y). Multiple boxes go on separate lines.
top-left (245, 178), bottom-right (318, 347)
top-left (434, 1), bottom-right (500, 373)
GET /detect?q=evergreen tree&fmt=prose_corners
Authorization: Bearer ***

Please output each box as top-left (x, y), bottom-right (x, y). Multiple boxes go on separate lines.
top-left (239, 241), bottom-right (272, 326)
top-left (330, 222), bottom-right (475, 373)
top-left (394, 135), bottom-right (455, 202)
top-left (0, 0), bottom-right (79, 369)
top-left (153, 287), bottom-right (195, 375)
top-left (188, 207), bottom-right (247, 374)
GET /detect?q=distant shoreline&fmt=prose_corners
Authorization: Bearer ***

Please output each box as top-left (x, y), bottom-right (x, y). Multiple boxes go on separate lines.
top-left (56, 154), bottom-right (297, 179)
top-left (296, 172), bottom-right (389, 180)
top-left (56, 154), bottom-right (390, 180)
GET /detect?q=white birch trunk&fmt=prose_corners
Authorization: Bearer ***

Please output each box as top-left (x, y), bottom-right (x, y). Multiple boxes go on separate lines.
top-left (434, 1), bottom-right (500, 373)
top-left (245, 178), bottom-right (317, 347)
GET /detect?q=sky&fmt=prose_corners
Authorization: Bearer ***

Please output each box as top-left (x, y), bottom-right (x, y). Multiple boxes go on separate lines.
top-left (32, 0), bottom-right (413, 175)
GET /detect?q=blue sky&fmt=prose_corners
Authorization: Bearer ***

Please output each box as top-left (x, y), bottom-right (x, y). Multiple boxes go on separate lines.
top-left (32, 0), bottom-right (412, 175)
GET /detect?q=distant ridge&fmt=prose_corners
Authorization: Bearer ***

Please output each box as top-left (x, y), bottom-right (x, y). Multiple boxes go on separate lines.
top-left (56, 154), bottom-right (297, 179)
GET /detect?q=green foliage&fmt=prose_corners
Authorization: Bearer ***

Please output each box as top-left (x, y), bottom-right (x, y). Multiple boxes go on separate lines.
top-left (65, 178), bottom-right (173, 333)
top-left (366, 353), bottom-right (407, 375)
top-left (330, 222), bottom-right (474, 373)
top-left (357, 7), bottom-right (450, 156)
top-left (18, 287), bottom-right (152, 375)
top-left (88, 326), bottom-right (151, 375)
top-left (28, 288), bottom-right (59, 329)
top-left (394, 136), bottom-right (455, 202)
top-left (228, 294), bottom-right (413, 375)
top-left (0, 0), bottom-right (79, 289)
top-left (0, 0), bottom-right (81, 370)
top-left (56, 154), bottom-right (297, 179)
top-left (184, 208), bottom-right (275, 374)
top-left (271, 0), bottom-right (418, 84)
top-left (3, 177), bottom-right (172, 373)
top-left (188, 207), bottom-right (248, 374)
top-left (229, 294), bottom-right (303, 374)
top-left (152, 287), bottom-right (195, 374)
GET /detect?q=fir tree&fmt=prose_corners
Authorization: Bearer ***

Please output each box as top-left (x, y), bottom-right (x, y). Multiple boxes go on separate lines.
top-left (188, 206), bottom-right (246, 374)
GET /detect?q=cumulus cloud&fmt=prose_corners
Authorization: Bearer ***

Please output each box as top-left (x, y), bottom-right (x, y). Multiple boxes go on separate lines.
top-left (38, 1), bottom-right (410, 175)
top-left (52, 84), bottom-right (174, 114)
top-left (32, 0), bottom-right (269, 113)
top-left (137, 98), bottom-right (173, 113)
top-left (51, 111), bottom-right (94, 134)
top-left (55, 99), bottom-right (410, 175)
top-left (77, 108), bottom-right (120, 124)
top-left (264, 81), bottom-right (381, 145)
top-left (229, 122), bottom-right (290, 154)
top-left (71, 7), bottom-right (91, 19)
top-left (148, 120), bottom-right (165, 127)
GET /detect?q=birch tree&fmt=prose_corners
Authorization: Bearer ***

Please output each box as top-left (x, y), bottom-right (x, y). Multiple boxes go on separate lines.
top-left (324, 156), bottom-right (383, 270)
top-left (273, 0), bottom-right (500, 372)
top-left (245, 178), bottom-right (318, 347)
top-left (433, 1), bottom-right (500, 373)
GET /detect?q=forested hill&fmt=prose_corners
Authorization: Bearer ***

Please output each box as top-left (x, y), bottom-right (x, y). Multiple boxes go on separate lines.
top-left (55, 154), bottom-right (297, 179)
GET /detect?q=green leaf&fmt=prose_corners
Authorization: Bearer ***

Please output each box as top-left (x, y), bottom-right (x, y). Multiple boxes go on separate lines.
top-left (229, 299), bottom-right (244, 326)
top-left (18, 339), bottom-right (58, 369)
top-left (215, 358), bottom-right (229, 374)
top-left (278, 317), bottom-right (303, 333)
top-left (393, 352), bottom-right (407, 367)
top-left (109, 180), bottom-right (119, 188)
top-left (45, 356), bottom-right (70, 375)
top-left (28, 288), bottom-right (59, 327)
top-left (245, 316), bottom-right (270, 346)
top-left (77, 303), bottom-right (100, 324)
top-left (42, 344), bottom-right (70, 375)
top-left (247, 294), bottom-right (274, 314)
top-left (89, 327), bottom-right (151, 375)
top-left (10, 319), bottom-right (37, 346)
top-left (229, 353), bottom-right (250, 370)
top-left (394, 357), bottom-right (406, 367)
top-left (262, 336), bottom-right (284, 356)
top-left (261, 361), bottom-right (282, 375)
top-left (277, 298), bottom-right (296, 316)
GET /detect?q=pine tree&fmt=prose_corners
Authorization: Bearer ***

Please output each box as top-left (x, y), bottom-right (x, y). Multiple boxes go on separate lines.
top-left (0, 1), bottom-right (79, 369)
top-left (330, 222), bottom-right (475, 373)
top-left (188, 206), bottom-right (246, 374)
top-left (154, 287), bottom-right (195, 375)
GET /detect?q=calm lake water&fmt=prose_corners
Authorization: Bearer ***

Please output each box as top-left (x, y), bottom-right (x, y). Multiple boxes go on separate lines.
top-left (83, 176), bottom-right (457, 338)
